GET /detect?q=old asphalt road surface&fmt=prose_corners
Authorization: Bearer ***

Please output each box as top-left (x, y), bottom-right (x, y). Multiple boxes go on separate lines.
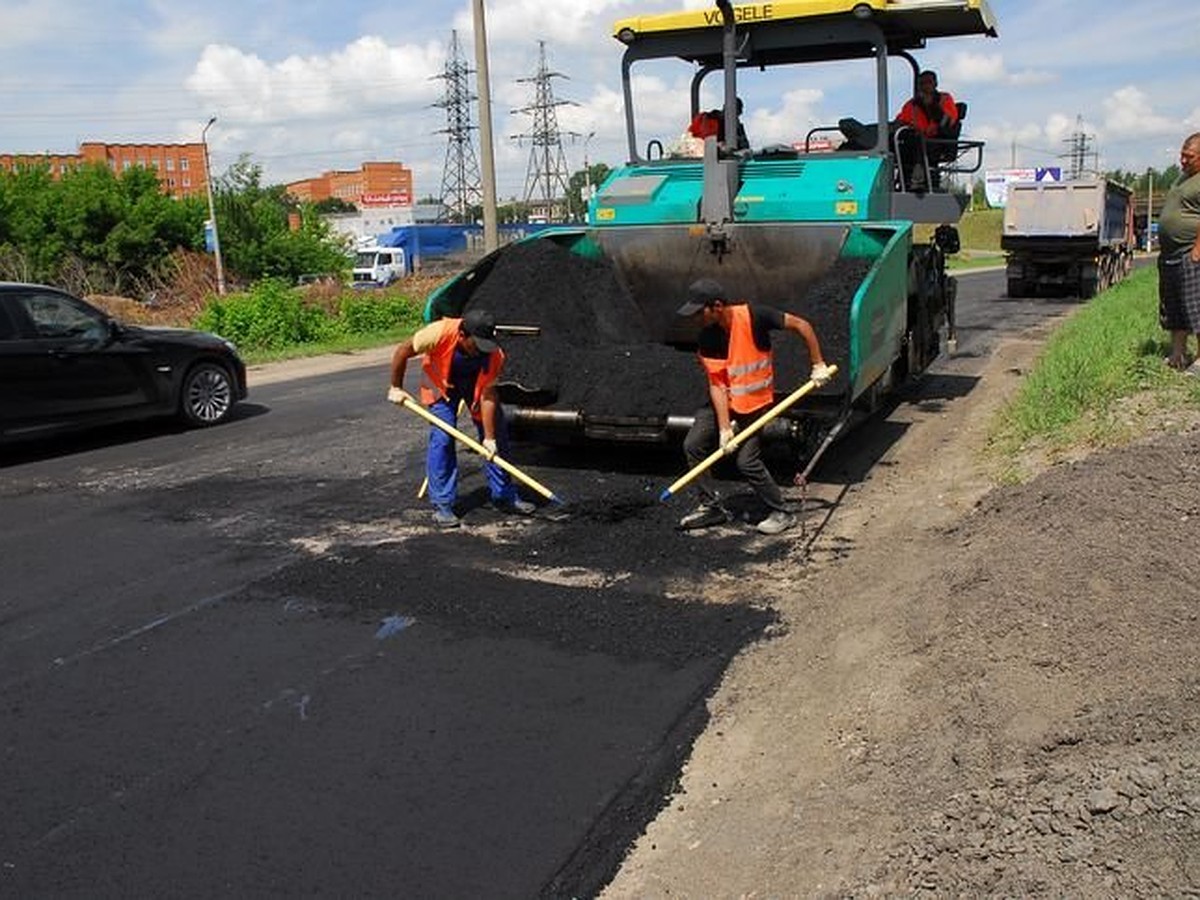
top-left (0, 269), bottom-right (1071, 897)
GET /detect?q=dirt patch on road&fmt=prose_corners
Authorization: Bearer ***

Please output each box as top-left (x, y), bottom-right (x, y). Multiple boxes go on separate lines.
top-left (603, 331), bottom-right (1200, 897)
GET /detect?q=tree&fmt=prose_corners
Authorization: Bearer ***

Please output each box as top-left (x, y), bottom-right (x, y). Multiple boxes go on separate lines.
top-left (312, 197), bottom-right (357, 214)
top-left (214, 156), bottom-right (349, 283)
top-left (566, 163), bottom-right (611, 221)
top-left (0, 160), bottom-right (206, 292)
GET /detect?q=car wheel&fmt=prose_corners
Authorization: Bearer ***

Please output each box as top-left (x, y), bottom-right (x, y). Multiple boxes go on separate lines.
top-left (180, 361), bottom-right (235, 427)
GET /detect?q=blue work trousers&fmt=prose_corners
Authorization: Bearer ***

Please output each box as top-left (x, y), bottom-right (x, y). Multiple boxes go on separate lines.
top-left (426, 397), bottom-right (516, 513)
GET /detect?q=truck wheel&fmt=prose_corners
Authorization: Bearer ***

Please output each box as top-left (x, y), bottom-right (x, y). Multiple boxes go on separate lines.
top-left (1007, 278), bottom-right (1024, 298)
top-left (1079, 276), bottom-right (1098, 299)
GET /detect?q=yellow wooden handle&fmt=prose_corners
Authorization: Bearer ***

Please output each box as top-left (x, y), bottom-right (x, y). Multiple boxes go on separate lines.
top-left (397, 396), bottom-right (561, 503)
top-left (660, 364), bottom-right (838, 501)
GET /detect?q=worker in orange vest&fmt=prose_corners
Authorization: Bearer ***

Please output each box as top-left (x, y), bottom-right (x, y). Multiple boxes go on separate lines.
top-left (388, 309), bottom-right (535, 528)
top-left (675, 278), bottom-right (832, 535)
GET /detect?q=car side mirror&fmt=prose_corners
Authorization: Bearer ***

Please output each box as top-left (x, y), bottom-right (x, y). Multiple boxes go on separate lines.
top-left (106, 318), bottom-right (124, 342)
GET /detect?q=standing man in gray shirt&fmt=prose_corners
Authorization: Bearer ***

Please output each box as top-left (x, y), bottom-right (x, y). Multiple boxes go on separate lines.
top-left (1159, 132), bottom-right (1200, 373)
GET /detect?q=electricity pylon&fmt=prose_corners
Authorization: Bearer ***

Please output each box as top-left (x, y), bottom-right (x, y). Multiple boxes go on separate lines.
top-left (433, 30), bottom-right (483, 223)
top-left (512, 41), bottom-right (577, 221)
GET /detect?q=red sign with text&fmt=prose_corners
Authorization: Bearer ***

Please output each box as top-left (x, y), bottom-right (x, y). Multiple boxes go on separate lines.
top-left (360, 191), bottom-right (412, 207)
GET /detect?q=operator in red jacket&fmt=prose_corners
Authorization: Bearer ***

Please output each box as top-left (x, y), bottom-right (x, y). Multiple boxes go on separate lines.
top-left (895, 69), bottom-right (959, 139)
top-left (894, 70), bottom-right (960, 191)
top-left (388, 309), bottom-right (534, 528)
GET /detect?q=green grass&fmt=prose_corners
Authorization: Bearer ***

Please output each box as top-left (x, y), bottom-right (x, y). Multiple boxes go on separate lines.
top-left (239, 326), bottom-right (412, 365)
top-left (915, 207), bottom-right (1005, 271)
top-left (986, 266), bottom-right (1200, 480)
top-left (194, 279), bottom-right (426, 364)
top-left (954, 207), bottom-right (1004, 254)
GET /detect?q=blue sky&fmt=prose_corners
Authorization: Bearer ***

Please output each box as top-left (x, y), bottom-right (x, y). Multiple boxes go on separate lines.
top-left (1, 1), bottom-right (1195, 199)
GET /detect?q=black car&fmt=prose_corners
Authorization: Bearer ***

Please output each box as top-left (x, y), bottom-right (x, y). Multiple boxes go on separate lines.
top-left (0, 282), bottom-right (247, 443)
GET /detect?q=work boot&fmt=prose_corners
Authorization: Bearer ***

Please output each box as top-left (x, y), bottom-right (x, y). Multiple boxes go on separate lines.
top-left (756, 510), bottom-right (795, 535)
top-left (496, 497), bottom-right (536, 516)
top-left (678, 502), bottom-right (731, 530)
top-left (432, 507), bottom-right (462, 529)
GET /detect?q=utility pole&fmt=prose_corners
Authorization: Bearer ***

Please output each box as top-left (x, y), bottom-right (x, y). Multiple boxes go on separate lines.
top-left (201, 116), bottom-right (226, 296)
top-left (433, 30), bottom-right (483, 224)
top-left (582, 130), bottom-right (596, 218)
top-left (512, 41), bottom-right (576, 222)
top-left (1146, 169), bottom-right (1155, 252)
top-left (471, 0), bottom-right (498, 252)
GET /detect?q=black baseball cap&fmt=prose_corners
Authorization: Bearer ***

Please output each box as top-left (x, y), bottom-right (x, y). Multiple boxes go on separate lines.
top-left (461, 308), bottom-right (499, 353)
top-left (677, 278), bottom-right (726, 316)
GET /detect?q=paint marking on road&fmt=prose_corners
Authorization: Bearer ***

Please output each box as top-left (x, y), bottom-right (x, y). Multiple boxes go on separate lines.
top-left (374, 614), bottom-right (415, 640)
top-left (2, 577), bottom-right (280, 696)
top-left (51, 586), bottom-right (241, 669)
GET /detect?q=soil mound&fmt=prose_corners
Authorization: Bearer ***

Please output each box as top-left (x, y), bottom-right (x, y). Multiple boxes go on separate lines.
top-left (847, 430), bottom-right (1200, 896)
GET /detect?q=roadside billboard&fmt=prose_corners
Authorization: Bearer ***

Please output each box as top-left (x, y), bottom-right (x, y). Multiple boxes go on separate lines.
top-left (985, 167), bottom-right (1062, 208)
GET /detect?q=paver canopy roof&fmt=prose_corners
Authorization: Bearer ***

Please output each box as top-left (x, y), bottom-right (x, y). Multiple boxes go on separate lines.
top-left (613, 0), bottom-right (997, 62)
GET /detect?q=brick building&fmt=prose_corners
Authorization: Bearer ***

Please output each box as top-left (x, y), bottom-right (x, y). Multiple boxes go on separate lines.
top-left (0, 142), bottom-right (210, 200)
top-left (286, 161), bottom-right (413, 207)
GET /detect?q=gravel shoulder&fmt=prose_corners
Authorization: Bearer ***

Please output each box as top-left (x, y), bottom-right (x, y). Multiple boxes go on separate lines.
top-left (245, 345), bottom-right (395, 388)
top-left (602, 326), bottom-right (1200, 898)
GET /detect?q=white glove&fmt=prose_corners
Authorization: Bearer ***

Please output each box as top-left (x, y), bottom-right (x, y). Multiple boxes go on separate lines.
top-left (719, 427), bottom-right (737, 455)
top-left (481, 437), bottom-right (498, 458)
top-left (810, 363), bottom-right (833, 387)
top-left (387, 386), bottom-right (412, 405)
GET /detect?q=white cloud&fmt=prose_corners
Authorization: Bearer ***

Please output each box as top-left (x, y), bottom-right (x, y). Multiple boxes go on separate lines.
top-left (943, 52), bottom-right (1055, 88)
top-left (452, 0), bottom-right (633, 47)
top-left (184, 37), bottom-right (446, 125)
top-left (0, 1), bottom-right (70, 47)
top-left (1101, 85), bottom-right (1178, 139)
top-left (748, 88), bottom-right (826, 146)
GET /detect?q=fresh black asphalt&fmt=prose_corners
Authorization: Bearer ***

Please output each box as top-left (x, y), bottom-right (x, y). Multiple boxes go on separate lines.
top-left (0, 268), bottom-right (1081, 896)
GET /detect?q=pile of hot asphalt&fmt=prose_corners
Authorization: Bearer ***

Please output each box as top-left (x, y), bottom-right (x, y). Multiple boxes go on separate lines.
top-left (463, 239), bottom-right (872, 418)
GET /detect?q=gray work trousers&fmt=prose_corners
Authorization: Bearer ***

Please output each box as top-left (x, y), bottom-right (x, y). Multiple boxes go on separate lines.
top-left (682, 406), bottom-right (787, 512)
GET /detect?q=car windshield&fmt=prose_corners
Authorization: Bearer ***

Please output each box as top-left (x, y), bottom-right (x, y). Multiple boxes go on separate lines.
top-left (354, 252), bottom-right (377, 267)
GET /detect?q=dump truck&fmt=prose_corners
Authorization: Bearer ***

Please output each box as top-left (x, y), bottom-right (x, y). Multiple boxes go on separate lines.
top-left (425, 0), bottom-right (997, 462)
top-left (1002, 178), bottom-right (1135, 298)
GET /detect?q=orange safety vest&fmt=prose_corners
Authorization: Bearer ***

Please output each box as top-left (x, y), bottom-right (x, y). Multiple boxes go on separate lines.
top-left (418, 318), bottom-right (505, 420)
top-left (699, 304), bottom-right (775, 415)
top-left (897, 92), bottom-right (958, 138)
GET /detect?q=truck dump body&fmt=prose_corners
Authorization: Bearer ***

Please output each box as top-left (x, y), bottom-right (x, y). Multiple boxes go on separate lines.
top-left (1002, 179), bottom-right (1134, 298)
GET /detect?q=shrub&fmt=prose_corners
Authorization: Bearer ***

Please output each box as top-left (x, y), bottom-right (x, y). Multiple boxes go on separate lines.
top-left (194, 280), bottom-right (425, 351)
top-left (196, 278), bottom-right (335, 350)
top-left (337, 292), bottom-right (424, 334)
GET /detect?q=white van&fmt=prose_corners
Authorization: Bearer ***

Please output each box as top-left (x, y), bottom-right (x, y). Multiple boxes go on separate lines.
top-left (352, 246), bottom-right (407, 287)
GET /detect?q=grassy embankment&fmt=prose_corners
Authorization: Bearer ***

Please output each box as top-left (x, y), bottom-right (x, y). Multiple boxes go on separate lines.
top-left (986, 265), bottom-right (1200, 483)
top-left (914, 207), bottom-right (1004, 271)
